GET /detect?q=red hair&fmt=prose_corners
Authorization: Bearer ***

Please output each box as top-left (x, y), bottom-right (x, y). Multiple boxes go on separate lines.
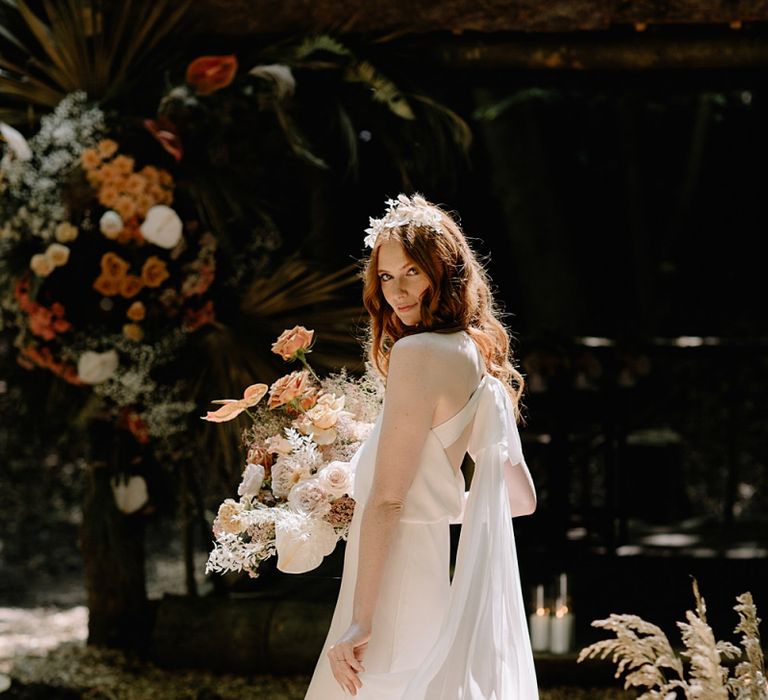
top-left (359, 196), bottom-right (525, 421)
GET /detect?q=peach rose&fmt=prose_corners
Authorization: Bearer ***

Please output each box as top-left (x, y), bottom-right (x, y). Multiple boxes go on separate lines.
top-left (317, 461), bottom-right (354, 498)
top-left (304, 392), bottom-right (345, 430)
top-left (126, 301), bottom-right (146, 322)
top-left (287, 477), bottom-right (332, 517)
top-left (141, 256), bottom-right (170, 287)
top-left (30, 253), bottom-right (54, 277)
top-left (268, 369), bottom-right (312, 410)
top-left (98, 184), bottom-right (120, 208)
top-left (271, 325), bottom-right (314, 361)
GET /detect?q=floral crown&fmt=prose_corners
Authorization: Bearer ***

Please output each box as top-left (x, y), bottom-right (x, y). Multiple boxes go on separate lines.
top-left (363, 193), bottom-right (443, 249)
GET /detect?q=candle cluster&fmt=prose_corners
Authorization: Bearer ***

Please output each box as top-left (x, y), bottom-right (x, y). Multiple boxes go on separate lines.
top-left (528, 573), bottom-right (575, 654)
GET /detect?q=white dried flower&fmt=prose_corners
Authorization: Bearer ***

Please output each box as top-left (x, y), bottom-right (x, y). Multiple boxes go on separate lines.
top-left (77, 349), bottom-right (119, 384)
top-left (363, 193), bottom-right (443, 249)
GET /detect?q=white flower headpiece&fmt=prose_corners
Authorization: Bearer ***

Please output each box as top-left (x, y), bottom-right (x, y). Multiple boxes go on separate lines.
top-left (364, 193), bottom-right (443, 249)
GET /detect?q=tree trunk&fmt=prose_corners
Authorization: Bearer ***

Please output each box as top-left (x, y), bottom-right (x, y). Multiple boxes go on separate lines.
top-left (79, 423), bottom-right (151, 650)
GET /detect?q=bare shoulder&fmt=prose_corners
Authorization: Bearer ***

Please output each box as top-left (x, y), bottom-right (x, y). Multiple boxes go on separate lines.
top-left (390, 332), bottom-right (469, 382)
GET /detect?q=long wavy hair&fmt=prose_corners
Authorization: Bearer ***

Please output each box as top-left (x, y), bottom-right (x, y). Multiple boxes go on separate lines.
top-left (359, 196), bottom-right (525, 422)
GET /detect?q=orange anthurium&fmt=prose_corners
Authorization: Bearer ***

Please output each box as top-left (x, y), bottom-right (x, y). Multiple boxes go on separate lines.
top-left (202, 383), bottom-right (268, 422)
top-left (143, 117), bottom-right (183, 162)
top-left (186, 55), bottom-right (238, 95)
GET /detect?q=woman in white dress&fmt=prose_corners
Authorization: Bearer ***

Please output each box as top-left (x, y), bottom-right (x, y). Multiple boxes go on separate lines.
top-left (305, 194), bottom-right (539, 699)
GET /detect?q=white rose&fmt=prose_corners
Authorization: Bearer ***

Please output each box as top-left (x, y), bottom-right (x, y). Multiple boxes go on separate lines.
top-left (238, 463), bottom-right (265, 498)
top-left (77, 350), bottom-right (119, 384)
top-left (0, 121), bottom-right (32, 160)
top-left (317, 461), bottom-right (353, 498)
top-left (287, 476), bottom-right (332, 516)
top-left (99, 210), bottom-right (124, 239)
top-left (110, 474), bottom-right (148, 514)
top-left (140, 205), bottom-right (183, 249)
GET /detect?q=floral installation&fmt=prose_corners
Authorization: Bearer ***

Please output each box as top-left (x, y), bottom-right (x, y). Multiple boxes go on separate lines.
top-left (203, 325), bottom-right (383, 578)
top-left (578, 578), bottom-right (767, 700)
top-left (0, 91), bottom-right (218, 450)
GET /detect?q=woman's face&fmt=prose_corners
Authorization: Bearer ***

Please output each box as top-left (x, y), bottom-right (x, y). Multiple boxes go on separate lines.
top-left (376, 239), bottom-right (430, 327)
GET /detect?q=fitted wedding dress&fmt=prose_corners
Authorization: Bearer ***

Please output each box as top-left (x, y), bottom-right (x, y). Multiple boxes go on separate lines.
top-left (305, 330), bottom-right (539, 699)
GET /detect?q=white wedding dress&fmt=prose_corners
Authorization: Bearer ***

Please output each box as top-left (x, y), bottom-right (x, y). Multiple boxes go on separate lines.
top-left (305, 331), bottom-right (539, 699)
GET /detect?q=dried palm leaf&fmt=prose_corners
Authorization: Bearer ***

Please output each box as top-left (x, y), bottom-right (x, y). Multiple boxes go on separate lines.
top-left (0, 0), bottom-right (195, 123)
top-left (191, 255), bottom-right (366, 489)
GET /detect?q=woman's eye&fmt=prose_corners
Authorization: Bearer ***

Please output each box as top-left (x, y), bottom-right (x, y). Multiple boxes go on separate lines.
top-left (379, 274), bottom-right (391, 281)
top-left (408, 267), bottom-right (418, 275)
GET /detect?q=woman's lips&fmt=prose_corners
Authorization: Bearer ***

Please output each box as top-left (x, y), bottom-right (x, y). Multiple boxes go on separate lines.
top-left (397, 303), bottom-right (416, 312)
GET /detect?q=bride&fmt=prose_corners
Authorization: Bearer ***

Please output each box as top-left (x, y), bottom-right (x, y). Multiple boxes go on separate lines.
top-left (305, 194), bottom-right (539, 699)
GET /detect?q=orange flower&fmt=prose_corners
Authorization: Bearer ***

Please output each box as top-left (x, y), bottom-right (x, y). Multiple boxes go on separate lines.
top-left (98, 184), bottom-right (120, 207)
top-left (112, 154), bottom-right (135, 175)
top-left (114, 195), bottom-right (137, 221)
top-left (100, 252), bottom-right (130, 280)
top-left (80, 148), bottom-right (101, 170)
top-left (93, 274), bottom-right (120, 296)
top-left (86, 169), bottom-right (103, 186)
top-left (98, 139), bottom-right (118, 159)
top-left (136, 193), bottom-right (154, 218)
top-left (122, 322), bottom-right (144, 341)
top-left (158, 170), bottom-right (174, 188)
top-left (141, 256), bottom-right (169, 288)
top-left (119, 274), bottom-right (143, 299)
top-left (126, 301), bottom-right (146, 322)
top-left (143, 117), bottom-right (183, 162)
top-left (140, 165), bottom-right (160, 184)
top-left (99, 162), bottom-right (119, 182)
top-left (125, 173), bottom-right (147, 195)
top-left (186, 55), bottom-right (238, 95)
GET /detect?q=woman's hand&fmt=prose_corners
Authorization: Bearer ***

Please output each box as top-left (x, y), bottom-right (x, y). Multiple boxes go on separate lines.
top-left (327, 621), bottom-right (371, 695)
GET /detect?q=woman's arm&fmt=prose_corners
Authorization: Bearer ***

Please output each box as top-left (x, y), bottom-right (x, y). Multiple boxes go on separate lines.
top-left (326, 338), bottom-right (438, 694)
top-left (352, 337), bottom-right (437, 627)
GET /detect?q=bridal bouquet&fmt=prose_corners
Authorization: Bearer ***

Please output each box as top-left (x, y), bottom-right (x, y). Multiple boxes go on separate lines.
top-left (203, 325), bottom-right (382, 578)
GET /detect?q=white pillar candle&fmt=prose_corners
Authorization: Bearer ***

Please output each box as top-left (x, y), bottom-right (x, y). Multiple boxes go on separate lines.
top-left (549, 606), bottom-right (574, 654)
top-left (529, 609), bottom-right (550, 651)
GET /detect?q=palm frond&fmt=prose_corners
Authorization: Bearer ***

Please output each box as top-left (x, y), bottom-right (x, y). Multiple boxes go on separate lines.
top-left (0, 0), bottom-right (195, 122)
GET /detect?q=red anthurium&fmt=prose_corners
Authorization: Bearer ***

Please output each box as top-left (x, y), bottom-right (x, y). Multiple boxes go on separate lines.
top-left (186, 55), bottom-right (238, 96)
top-left (143, 117), bottom-right (183, 162)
